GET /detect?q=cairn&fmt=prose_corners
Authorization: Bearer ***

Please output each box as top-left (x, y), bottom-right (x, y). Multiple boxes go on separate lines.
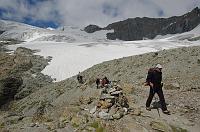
top-left (90, 81), bottom-right (129, 120)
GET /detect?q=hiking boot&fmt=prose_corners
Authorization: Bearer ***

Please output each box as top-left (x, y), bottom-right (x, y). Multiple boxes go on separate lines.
top-left (163, 110), bottom-right (170, 115)
top-left (146, 107), bottom-right (151, 111)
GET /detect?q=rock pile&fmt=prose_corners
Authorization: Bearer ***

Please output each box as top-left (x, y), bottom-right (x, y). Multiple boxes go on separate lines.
top-left (90, 82), bottom-right (129, 120)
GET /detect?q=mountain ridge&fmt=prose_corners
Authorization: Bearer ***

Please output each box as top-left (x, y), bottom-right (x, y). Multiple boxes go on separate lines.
top-left (84, 7), bottom-right (200, 41)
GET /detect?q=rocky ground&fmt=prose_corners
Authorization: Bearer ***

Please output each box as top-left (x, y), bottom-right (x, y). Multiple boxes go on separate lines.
top-left (0, 44), bottom-right (200, 132)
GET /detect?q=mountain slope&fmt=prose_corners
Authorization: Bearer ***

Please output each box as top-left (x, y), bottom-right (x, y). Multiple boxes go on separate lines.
top-left (1, 46), bottom-right (200, 132)
top-left (0, 20), bottom-right (110, 43)
top-left (85, 7), bottom-right (200, 41)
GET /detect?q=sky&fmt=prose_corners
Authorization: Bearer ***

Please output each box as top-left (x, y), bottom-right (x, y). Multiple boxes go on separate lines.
top-left (0, 0), bottom-right (200, 28)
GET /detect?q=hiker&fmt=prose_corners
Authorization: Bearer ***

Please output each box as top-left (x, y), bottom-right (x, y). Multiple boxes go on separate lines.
top-left (96, 78), bottom-right (100, 88)
top-left (101, 76), bottom-right (109, 87)
top-left (145, 64), bottom-right (170, 114)
top-left (77, 72), bottom-right (83, 84)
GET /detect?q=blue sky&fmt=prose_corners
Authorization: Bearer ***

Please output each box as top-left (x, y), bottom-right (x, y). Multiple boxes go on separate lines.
top-left (0, 0), bottom-right (199, 28)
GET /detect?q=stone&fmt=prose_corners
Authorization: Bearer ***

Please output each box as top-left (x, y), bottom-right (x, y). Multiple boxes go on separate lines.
top-left (79, 96), bottom-right (93, 105)
top-left (164, 82), bottom-right (180, 90)
top-left (197, 58), bottom-right (200, 64)
top-left (90, 106), bottom-right (97, 114)
top-left (131, 108), bottom-right (142, 116)
top-left (150, 120), bottom-right (172, 132)
top-left (98, 100), bottom-right (112, 109)
top-left (112, 113), bottom-right (122, 120)
top-left (100, 94), bottom-right (115, 99)
top-left (98, 111), bottom-right (113, 120)
top-left (109, 106), bottom-right (117, 115)
top-left (108, 88), bottom-right (116, 94)
top-left (118, 95), bottom-right (129, 108)
top-left (110, 90), bottom-right (122, 95)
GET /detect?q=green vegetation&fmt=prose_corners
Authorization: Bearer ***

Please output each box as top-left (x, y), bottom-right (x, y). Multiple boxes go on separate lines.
top-left (89, 121), bottom-right (105, 132)
top-left (170, 125), bottom-right (188, 132)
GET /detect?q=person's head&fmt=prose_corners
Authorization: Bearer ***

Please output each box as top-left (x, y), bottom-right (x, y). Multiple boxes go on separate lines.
top-left (155, 64), bottom-right (162, 71)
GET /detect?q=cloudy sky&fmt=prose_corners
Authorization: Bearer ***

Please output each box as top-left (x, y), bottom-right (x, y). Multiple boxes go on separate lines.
top-left (0, 0), bottom-right (199, 28)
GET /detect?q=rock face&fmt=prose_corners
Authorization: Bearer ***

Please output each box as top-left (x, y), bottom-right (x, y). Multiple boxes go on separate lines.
top-left (85, 7), bottom-right (200, 41)
top-left (0, 45), bottom-right (53, 106)
top-left (0, 76), bottom-right (23, 106)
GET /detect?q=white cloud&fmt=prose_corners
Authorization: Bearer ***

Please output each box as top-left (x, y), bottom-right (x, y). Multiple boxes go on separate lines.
top-left (0, 0), bottom-right (199, 27)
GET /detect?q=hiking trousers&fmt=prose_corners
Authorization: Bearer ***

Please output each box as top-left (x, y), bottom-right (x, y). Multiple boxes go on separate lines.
top-left (146, 85), bottom-right (167, 111)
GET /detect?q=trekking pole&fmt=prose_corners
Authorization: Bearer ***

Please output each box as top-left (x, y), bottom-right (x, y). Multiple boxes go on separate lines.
top-left (153, 89), bottom-right (161, 117)
top-left (154, 96), bottom-right (161, 117)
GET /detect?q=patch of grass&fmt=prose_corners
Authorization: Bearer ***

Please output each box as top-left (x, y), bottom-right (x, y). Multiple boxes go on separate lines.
top-left (0, 122), bottom-right (5, 128)
top-left (170, 125), bottom-right (188, 132)
top-left (72, 123), bottom-right (79, 128)
top-left (89, 121), bottom-right (99, 128)
top-left (89, 121), bottom-right (105, 132)
top-left (96, 126), bottom-right (105, 132)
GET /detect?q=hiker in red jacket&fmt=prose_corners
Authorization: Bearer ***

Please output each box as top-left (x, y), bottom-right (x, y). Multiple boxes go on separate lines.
top-left (101, 76), bottom-right (109, 87)
top-left (145, 64), bottom-right (170, 114)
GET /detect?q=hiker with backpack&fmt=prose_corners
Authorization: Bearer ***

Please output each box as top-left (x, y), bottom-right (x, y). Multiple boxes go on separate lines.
top-left (77, 72), bottom-right (83, 84)
top-left (145, 64), bottom-right (170, 114)
top-left (101, 76), bottom-right (109, 87)
top-left (96, 78), bottom-right (100, 88)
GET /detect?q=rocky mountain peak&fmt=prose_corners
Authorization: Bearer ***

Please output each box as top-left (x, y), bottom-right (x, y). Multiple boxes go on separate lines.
top-left (84, 7), bottom-right (200, 41)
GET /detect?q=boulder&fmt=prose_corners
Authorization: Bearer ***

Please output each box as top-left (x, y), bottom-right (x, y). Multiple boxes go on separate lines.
top-left (164, 82), bottom-right (180, 90)
top-left (150, 120), bottom-right (172, 132)
top-left (100, 94), bottom-right (115, 99)
top-left (110, 90), bottom-right (122, 95)
top-left (98, 111), bottom-right (113, 120)
top-left (98, 100), bottom-right (112, 109)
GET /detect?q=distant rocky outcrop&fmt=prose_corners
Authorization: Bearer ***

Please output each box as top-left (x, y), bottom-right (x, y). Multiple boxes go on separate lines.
top-left (84, 24), bottom-right (102, 33)
top-left (85, 7), bottom-right (200, 41)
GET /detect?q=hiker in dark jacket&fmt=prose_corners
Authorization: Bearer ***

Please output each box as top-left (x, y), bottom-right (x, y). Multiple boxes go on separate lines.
top-left (145, 64), bottom-right (170, 114)
top-left (96, 78), bottom-right (100, 88)
top-left (77, 72), bottom-right (83, 84)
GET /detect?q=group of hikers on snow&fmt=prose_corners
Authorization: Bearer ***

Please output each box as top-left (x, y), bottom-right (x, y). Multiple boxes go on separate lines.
top-left (76, 63), bottom-right (170, 115)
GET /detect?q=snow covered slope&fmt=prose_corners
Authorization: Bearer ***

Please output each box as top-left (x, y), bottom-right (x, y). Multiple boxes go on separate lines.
top-left (0, 20), bottom-right (111, 42)
top-left (3, 20), bottom-right (200, 81)
top-left (155, 24), bottom-right (200, 41)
